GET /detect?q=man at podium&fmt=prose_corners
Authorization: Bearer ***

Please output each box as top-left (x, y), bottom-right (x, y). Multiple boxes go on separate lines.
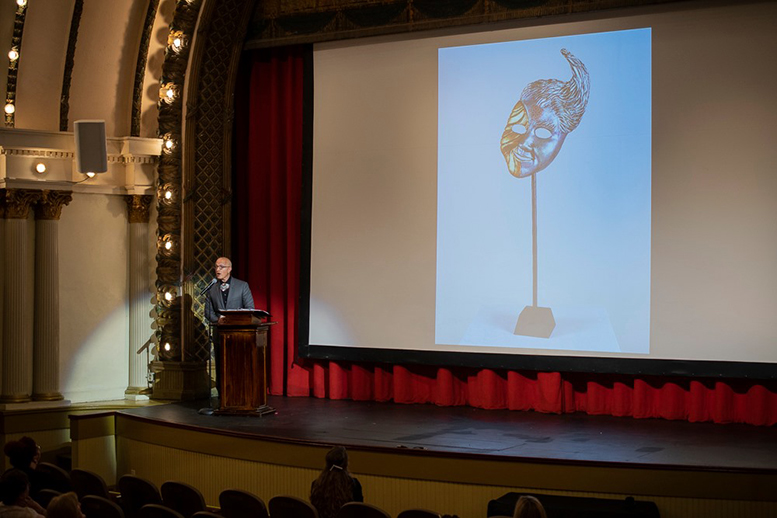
top-left (204, 257), bottom-right (255, 393)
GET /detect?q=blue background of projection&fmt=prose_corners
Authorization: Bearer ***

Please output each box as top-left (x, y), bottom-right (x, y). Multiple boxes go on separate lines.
top-left (436, 28), bottom-right (652, 354)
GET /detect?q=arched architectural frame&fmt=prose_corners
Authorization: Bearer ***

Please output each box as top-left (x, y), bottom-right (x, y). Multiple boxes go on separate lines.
top-left (154, 0), bottom-right (256, 371)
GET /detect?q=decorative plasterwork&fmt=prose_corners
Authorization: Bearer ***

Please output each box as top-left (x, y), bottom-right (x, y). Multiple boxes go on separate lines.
top-left (125, 194), bottom-right (153, 224)
top-left (4, 0), bottom-right (27, 127)
top-left (245, 0), bottom-right (683, 48)
top-left (132, 0), bottom-right (161, 137)
top-left (34, 190), bottom-right (73, 220)
top-left (0, 147), bottom-right (157, 164)
top-left (60, 0), bottom-right (84, 131)
top-left (154, 0), bottom-right (257, 367)
top-left (1, 188), bottom-right (40, 219)
top-left (154, 0), bottom-right (204, 361)
top-left (0, 130), bottom-right (162, 195)
top-left (183, 0), bottom-right (257, 362)
top-left (0, 148), bottom-right (74, 159)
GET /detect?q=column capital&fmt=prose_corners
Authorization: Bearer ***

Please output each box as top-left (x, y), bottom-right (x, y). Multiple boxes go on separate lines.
top-left (35, 190), bottom-right (73, 221)
top-left (125, 194), bottom-right (153, 224)
top-left (1, 188), bottom-right (41, 219)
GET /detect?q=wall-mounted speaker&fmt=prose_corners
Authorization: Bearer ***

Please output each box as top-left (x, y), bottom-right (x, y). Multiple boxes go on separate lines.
top-left (74, 120), bottom-right (108, 174)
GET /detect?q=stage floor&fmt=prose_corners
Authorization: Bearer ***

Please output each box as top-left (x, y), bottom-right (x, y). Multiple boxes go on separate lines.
top-left (117, 395), bottom-right (777, 473)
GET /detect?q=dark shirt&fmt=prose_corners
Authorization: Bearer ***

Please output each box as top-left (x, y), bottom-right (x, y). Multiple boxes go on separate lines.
top-left (310, 476), bottom-right (363, 518)
top-left (220, 276), bottom-right (230, 306)
top-left (351, 477), bottom-right (363, 502)
top-left (1, 467), bottom-right (43, 500)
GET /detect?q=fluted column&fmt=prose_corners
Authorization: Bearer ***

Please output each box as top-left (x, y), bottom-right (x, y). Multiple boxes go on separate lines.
top-left (1, 189), bottom-right (40, 403)
top-left (32, 190), bottom-right (72, 401)
top-left (125, 195), bottom-right (153, 399)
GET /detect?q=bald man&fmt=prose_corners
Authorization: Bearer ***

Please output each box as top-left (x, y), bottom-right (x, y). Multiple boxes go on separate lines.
top-left (204, 257), bottom-right (255, 394)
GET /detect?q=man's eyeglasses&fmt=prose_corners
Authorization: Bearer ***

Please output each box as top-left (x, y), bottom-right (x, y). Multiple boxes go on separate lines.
top-left (215, 264), bottom-right (230, 270)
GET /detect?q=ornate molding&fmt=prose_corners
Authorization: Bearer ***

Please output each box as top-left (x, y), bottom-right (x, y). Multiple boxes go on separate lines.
top-left (35, 190), bottom-right (73, 220)
top-left (132, 0), bottom-right (160, 137)
top-left (125, 194), bottom-right (153, 224)
top-left (155, 0), bottom-right (204, 364)
top-left (0, 148), bottom-right (74, 159)
top-left (2, 188), bottom-right (40, 219)
top-left (60, 0), bottom-right (84, 131)
top-left (184, 0), bottom-right (257, 362)
top-left (4, 0), bottom-right (27, 127)
top-left (153, 0), bottom-right (256, 375)
top-left (0, 148), bottom-right (158, 164)
top-left (245, 0), bottom-right (683, 48)
top-left (113, 155), bottom-right (159, 165)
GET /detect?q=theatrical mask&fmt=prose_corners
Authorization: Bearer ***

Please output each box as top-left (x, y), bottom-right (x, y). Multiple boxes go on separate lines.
top-left (500, 49), bottom-right (590, 178)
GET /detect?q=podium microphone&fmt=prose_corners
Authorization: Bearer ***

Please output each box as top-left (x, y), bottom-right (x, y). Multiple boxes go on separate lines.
top-left (199, 278), bottom-right (217, 296)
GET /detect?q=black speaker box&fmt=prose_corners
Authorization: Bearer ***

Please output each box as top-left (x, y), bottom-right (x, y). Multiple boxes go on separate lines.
top-left (74, 120), bottom-right (108, 174)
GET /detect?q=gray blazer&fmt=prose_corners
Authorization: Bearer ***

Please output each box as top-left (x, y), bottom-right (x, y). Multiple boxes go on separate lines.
top-left (204, 276), bottom-right (255, 323)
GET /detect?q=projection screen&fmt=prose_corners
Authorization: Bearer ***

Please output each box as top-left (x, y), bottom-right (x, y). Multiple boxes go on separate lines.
top-left (300, 1), bottom-right (777, 378)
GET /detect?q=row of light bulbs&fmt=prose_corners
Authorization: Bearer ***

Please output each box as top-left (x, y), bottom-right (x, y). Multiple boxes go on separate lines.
top-left (159, 30), bottom-right (188, 106)
top-left (158, 0), bottom-right (200, 347)
top-left (155, 27), bottom-right (188, 313)
top-left (4, 1), bottom-right (26, 116)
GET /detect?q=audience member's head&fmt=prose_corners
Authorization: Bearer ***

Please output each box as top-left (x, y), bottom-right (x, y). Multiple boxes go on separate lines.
top-left (0, 469), bottom-right (31, 506)
top-left (48, 492), bottom-right (85, 518)
top-left (310, 446), bottom-right (355, 518)
top-left (4, 436), bottom-right (40, 470)
top-left (324, 445), bottom-right (349, 473)
top-left (513, 495), bottom-right (547, 518)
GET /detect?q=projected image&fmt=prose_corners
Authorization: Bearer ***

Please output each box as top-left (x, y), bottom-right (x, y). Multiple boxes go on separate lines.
top-left (436, 29), bottom-right (651, 354)
top-left (501, 49), bottom-right (590, 339)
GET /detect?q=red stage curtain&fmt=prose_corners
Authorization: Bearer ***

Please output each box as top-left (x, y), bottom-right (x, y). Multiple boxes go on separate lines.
top-left (233, 47), bottom-right (777, 427)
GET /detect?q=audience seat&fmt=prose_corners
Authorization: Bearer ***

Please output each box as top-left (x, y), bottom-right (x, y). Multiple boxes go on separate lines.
top-left (337, 502), bottom-right (392, 518)
top-left (269, 495), bottom-right (319, 518)
top-left (397, 510), bottom-right (442, 518)
top-left (34, 488), bottom-right (61, 508)
top-left (118, 474), bottom-right (163, 518)
top-left (219, 488), bottom-right (269, 518)
top-left (161, 481), bottom-right (207, 517)
top-left (192, 513), bottom-right (221, 518)
top-left (488, 492), bottom-right (660, 518)
top-left (82, 495), bottom-right (125, 518)
top-left (71, 468), bottom-right (111, 500)
top-left (37, 461), bottom-right (72, 493)
top-left (139, 504), bottom-right (185, 518)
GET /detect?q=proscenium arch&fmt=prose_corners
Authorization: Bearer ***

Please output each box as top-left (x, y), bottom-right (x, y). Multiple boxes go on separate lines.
top-left (154, 0), bottom-right (256, 372)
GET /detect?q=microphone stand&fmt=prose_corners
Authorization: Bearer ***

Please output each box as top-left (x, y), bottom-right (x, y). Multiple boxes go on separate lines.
top-left (198, 287), bottom-right (217, 416)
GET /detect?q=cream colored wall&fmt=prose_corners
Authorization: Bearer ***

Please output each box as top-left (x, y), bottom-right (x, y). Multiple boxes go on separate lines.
top-left (139, 0), bottom-right (177, 139)
top-left (59, 192), bottom-right (132, 402)
top-left (67, 0), bottom-right (147, 136)
top-left (14, 0), bottom-right (74, 130)
top-left (6, 0), bottom-right (169, 137)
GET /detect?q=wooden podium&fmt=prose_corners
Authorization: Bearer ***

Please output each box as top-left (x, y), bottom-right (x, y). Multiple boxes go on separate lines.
top-left (214, 310), bottom-right (275, 416)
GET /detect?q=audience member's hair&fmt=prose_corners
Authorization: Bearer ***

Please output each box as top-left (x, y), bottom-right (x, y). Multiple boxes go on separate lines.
top-left (4, 436), bottom-right (39, 470)
top-left (48, 491), bottom-right (84, 518)
top-left (0, 469), bottom-right (30, 506)
top-left (513, 495), bottom-right (547, 518)
top-left (310, 446), bottom-right (355, 518)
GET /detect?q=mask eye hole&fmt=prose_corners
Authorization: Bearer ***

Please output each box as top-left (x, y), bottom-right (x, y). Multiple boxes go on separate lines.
top-left (535, 127), bottom-right (552, 139)
top-left (511, 124), bottom-right (527, 135)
